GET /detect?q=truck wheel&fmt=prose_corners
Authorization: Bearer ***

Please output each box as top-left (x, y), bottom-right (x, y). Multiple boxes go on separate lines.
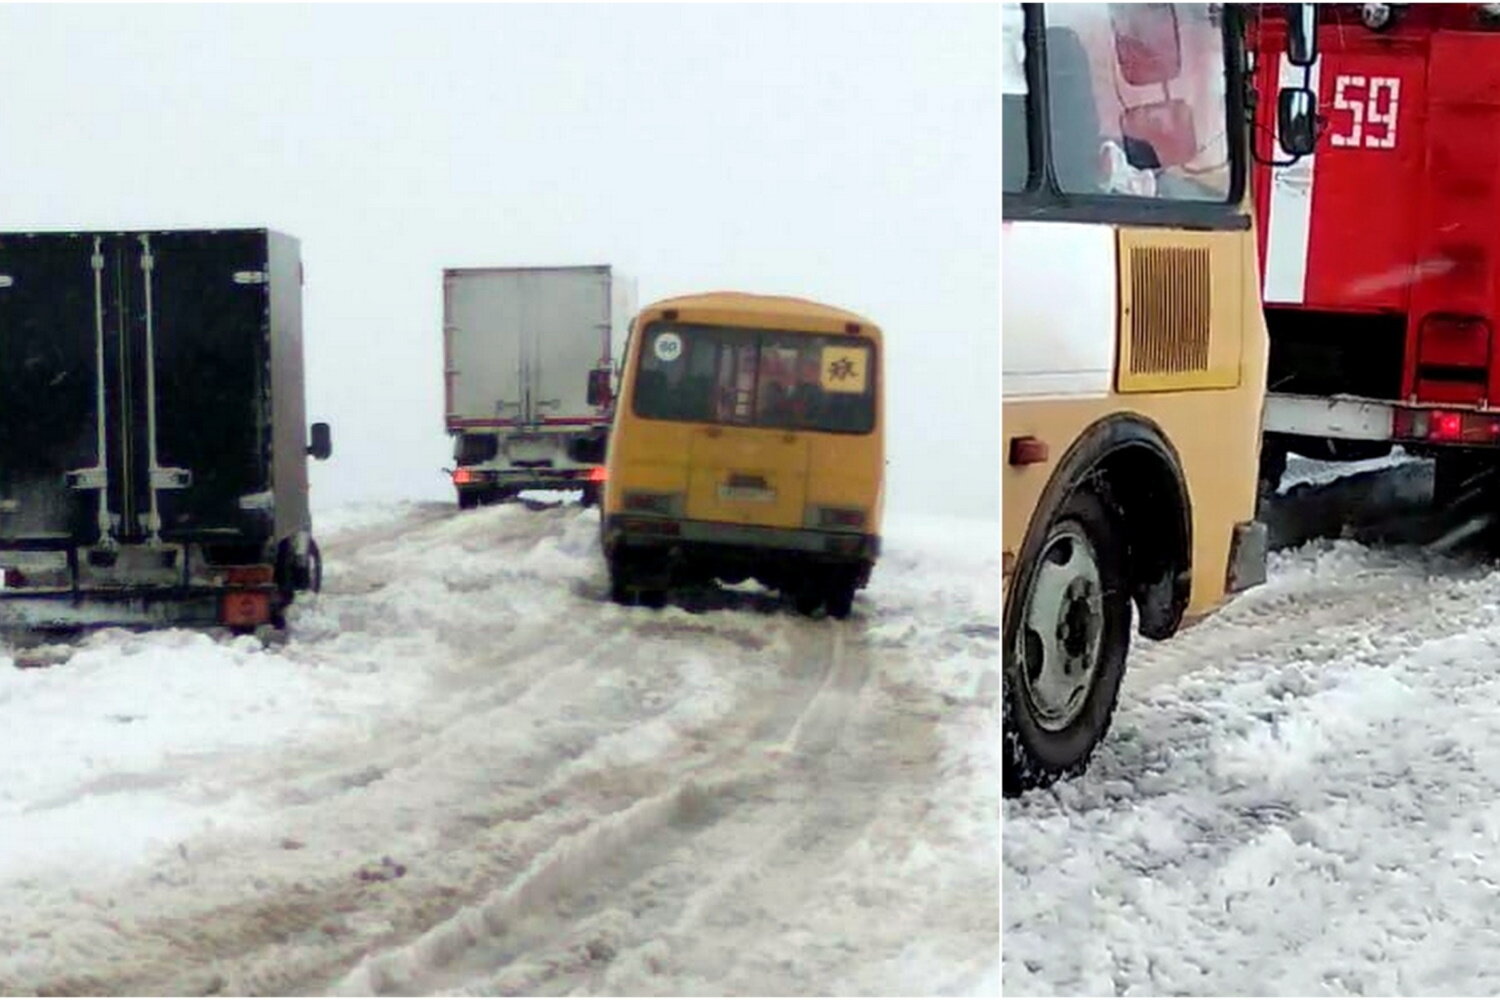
top-left (1004, 488), bottom-right (1130, 798)
top-left (580, 482), bottom-right (601, 508)
top-left (458, 490), bottom-right (480, 510)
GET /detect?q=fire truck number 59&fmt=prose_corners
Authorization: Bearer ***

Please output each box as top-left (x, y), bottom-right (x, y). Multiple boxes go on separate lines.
top-left (1329, 74), bottom-right (1401, 150)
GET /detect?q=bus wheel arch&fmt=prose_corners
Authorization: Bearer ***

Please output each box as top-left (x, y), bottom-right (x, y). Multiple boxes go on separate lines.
top-left (1004, 414), bottom-right (1191, 796)
top-left (1011, 413), bottom-right (1192, 643)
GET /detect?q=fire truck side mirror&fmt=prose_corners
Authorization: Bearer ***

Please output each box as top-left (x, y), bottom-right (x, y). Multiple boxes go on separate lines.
top-left (1277, 87), bottom-right (1318, 158)
top-left (1285, 4), bottom-right (1319, 67)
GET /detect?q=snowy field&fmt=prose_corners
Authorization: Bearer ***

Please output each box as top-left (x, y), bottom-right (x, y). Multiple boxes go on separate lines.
top-left (1003, 489), bottom-right (1500, 995)
top-left (0, 500), bottom-right (998, 995)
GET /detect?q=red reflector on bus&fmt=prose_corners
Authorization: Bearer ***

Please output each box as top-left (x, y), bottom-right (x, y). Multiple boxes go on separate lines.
top-left (1008, 435), bottom-right (1049, 466)
top-left (221, 591), bottom-right (271, 627)
top-left (226, 565), bottom-right (274, 586)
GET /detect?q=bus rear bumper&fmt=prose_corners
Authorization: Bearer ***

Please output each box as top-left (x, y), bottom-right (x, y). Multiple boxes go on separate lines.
top-left (603, 515), bottom-right (879, 575)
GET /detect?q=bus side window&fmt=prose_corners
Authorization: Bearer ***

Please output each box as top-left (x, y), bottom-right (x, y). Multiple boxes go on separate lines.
top-left (1045, 26), bottom-right (1105, 195)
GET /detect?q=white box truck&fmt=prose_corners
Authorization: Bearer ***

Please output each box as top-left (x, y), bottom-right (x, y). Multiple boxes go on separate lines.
top-left (443, 265), bottom-right (635, 508)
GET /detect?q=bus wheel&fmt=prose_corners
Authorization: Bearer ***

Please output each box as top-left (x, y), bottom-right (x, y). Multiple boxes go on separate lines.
top-left (608, 551), bottom-right (667, 609)
top-left (825, 571), bottom-right (857, 619)
top-left (1004, 488), bottom-right (1130, 797)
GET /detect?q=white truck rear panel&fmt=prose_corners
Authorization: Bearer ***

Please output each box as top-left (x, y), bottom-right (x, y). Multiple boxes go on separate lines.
top-left (445, 265), bottom-right (630, 427)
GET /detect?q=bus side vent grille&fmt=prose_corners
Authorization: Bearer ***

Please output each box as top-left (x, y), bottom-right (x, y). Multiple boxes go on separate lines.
top-left (1129, 246), bottom-right (1211, 374)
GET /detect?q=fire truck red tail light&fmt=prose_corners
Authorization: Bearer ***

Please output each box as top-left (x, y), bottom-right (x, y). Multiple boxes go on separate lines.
top-left (1396, 408), bottom-right (1500, 445)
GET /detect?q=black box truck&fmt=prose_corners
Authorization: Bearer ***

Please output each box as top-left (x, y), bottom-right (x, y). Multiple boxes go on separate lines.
top-left (0, 228), bottom-right (330, 630)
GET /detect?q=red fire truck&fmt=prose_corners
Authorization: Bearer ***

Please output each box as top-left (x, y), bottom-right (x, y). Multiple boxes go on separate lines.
top-left (1250, 3), bottom-right (1500, 501)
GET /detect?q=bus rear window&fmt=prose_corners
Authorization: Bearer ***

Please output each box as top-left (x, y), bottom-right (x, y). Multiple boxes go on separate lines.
top-left (633, 322), bottom-right (876, 434)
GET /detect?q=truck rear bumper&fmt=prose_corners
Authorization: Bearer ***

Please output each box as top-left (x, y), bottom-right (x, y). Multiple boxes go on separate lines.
top-left (1265, 391), bottom-right (1500, 450)
top-left (0, 587), bottom-right (278, 630)
top-left (1263, 393), bottom-right (1395, 441)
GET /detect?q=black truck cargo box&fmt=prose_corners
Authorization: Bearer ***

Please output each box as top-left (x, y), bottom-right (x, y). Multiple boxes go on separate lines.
top-left (0, 228), bottom-right (328, 629)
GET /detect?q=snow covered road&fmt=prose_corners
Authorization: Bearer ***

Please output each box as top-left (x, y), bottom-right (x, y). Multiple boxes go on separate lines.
top-left (1003, 531), bottom-right (1500, 996)
top-left (0, 502), bottom-right (998, 995)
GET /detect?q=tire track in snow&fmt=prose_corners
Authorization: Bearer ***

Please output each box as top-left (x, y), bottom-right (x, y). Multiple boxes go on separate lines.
top-left (327, 619), bottom-right (946, 997)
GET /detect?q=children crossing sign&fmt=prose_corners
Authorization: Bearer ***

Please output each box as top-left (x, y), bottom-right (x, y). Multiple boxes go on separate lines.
top-left (820, 345), bottom-right (869, 394)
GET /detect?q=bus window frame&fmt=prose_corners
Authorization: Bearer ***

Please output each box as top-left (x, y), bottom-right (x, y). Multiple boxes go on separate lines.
top-left (630, 320), bottom-right (880, 437)
top-left (1002, 2), bottom-right (1250, 232)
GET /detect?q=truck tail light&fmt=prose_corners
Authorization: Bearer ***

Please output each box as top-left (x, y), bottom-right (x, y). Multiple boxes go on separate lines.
top-left (221, 591), bottom-right (271, 627)
top-left (586, 466), bottom-right (608, 483)
top-left (225, 565), bottom-right (274, 586)
top-left (1395, 407), bottom-right (1500, 444)
top-left (453, 468), bottom-right (491, 485)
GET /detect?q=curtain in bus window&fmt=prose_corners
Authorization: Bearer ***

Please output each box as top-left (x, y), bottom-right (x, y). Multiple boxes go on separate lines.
top-left (1044, 4), bottom-right (1230, 203)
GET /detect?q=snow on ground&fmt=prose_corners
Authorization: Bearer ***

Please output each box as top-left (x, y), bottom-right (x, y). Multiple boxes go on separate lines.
top-left (1002, 535), bottom-right (1500, 996)
top-left (0, 500), bottom-right (997, 996)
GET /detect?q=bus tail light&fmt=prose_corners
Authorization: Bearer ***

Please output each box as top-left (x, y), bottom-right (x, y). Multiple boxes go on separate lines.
top-left (622, 491), bottom-right (679, 516)
top-left (619, 518), bottom-right (680, 537)
top-left (815, 506), bottom-right (867, 530)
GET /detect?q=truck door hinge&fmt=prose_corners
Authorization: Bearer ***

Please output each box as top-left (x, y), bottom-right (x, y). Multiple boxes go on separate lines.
top-left (65, 466), bottom-right (108, 490)
top-left (150, 468), bottom-right (192, 490)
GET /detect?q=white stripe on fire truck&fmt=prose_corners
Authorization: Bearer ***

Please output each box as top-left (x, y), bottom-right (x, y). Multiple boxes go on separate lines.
top-left (1263, 53), bottom-right (1322, 305)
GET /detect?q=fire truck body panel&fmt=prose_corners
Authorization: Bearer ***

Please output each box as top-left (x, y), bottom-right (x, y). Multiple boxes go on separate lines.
top-left (1252, 6), bottom-right (1500, 461)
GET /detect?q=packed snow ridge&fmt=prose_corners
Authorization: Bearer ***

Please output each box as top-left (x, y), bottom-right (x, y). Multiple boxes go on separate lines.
top-left (0, 499), bottom-right (998, 996)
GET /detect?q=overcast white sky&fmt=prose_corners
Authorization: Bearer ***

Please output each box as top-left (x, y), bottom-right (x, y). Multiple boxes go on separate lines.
top-left (0, 2), bottom-right (998, 520)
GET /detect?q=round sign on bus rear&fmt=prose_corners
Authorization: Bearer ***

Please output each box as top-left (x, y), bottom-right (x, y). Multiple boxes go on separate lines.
top-left (654, 332), bottom-right (683, 362)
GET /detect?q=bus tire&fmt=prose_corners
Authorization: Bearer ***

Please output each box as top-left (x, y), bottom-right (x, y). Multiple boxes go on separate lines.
top-left (825, 571), bottom-right (857, 619)
top-left (1003, 487), bottom-right (1130, 798)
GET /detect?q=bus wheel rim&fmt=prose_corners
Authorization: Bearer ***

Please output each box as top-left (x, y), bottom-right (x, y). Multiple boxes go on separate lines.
top-left (1018, 525), bottom-right (1104, 732)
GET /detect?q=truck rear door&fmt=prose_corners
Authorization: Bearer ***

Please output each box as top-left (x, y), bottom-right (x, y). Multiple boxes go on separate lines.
top-left (0, 230), bottom-right (272, 550)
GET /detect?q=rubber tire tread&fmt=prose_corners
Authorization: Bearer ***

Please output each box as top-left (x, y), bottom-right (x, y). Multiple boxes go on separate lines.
top-left (1003, 487), bottom-right (1130, 798)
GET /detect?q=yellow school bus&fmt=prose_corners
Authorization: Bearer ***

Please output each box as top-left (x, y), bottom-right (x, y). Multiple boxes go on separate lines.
top-left (601, 292), bottom-right (883, 618)
top-left (1002, 3), bottom-right (1317, 795)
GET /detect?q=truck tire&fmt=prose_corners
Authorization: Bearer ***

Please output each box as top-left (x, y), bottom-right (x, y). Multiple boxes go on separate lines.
top-left (1004, 488), bottom-right (1130, 798)
top-left (580, 482), bottom-right (601, 508)
top-left (458, 490), bottom-right (480, 510)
